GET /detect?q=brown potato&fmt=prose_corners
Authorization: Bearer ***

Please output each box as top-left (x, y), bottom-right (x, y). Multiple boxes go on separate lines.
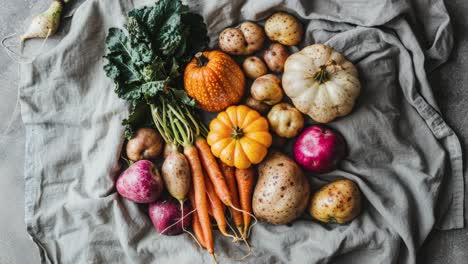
top-left (245, 96), bottom-right (270, 114)
top-left (243, 56), bottom-right (268, 79)
top-left (218, 21), bottom-right (265, 55)
top-left (309, 179), bottom-right (362, 224)
top-left (265, 12), bottom-right (303, 46)
top-left (268, 103), bottom-right (304, 138)
top-left (126, 128), bottom-right (163, 161)
top-left (250, 74), bottom-right (283, 105)
top-left (253, 152), bottom-right (310, 224)
top-left (263, 43), bottom-right (289, 73)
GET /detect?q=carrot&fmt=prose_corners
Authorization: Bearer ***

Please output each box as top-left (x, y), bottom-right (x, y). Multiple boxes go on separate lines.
top-left (189, 189), bottom-right (206, 249)
top-left (193, 210), bottom-right (207, 249)
top-left (195, 137), bottom-right (232, 206)
top-left (205, 174), bottom-right (237, 240)
top-left (188, 188), bottom-right (196, 211)
top-left (235, 167), bottom-right (255, 238)
top-left (184, 145), bottom-right (214, 257)
top-left (219, 161), bottom-right (244, 234)
top-left (207, 203), bottom-right (213, 217)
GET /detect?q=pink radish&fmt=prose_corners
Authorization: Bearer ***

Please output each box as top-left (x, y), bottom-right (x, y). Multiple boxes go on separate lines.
top-left (116, 160), bottom-right (163, 203)
top-left (149, 198), bottom-right (192, 235)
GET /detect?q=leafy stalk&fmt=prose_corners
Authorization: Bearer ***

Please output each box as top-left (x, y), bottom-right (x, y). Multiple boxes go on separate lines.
top-left (103, 0), bottom-right (209, 142)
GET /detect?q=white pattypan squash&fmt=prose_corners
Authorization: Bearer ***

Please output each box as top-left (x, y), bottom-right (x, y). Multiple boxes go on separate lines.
top-left (282, 44), bottom-right (361, 123)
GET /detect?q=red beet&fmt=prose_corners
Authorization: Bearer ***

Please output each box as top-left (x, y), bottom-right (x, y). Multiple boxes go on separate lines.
top-left (149, 198), bottom-right (192, 235)
top-left (293, 125), bottom-right (346, 173)
top-left (116, 160), bottom-right (163, 203)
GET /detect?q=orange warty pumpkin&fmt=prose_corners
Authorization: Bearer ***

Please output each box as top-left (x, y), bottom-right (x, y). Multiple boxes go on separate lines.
top-left (207, 105), bottom-right (272, 169)
top-left (184, 50), bottom-right (246, 112)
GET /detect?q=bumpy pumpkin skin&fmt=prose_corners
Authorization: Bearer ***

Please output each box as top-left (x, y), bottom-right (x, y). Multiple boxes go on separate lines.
top-left (282, 44), bottom-right (361, 123)
top-left (207, 105), bottom-right (272, 169)
top-left (184, 50), bottom-right (246, 112)
top-left (309, 179), bottom-right (362, 224)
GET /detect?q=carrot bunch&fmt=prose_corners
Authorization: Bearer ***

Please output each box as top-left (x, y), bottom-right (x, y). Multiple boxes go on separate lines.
top-left (149, 99), bottom-right (256, 261)
top-left (187, 137), bottom-right (256, 261)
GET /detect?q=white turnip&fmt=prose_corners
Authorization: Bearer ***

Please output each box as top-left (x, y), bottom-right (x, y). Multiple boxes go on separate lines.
top-left (21, 0), bottom-right (64, 42)
top-left (161, 143), bottom-right (191, 201)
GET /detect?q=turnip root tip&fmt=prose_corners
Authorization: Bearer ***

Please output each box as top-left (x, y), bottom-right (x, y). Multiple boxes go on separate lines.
top-left (21, 0), bottom-right (64, 42)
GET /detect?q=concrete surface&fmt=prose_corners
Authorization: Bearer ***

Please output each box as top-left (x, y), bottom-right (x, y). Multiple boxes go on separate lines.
top-left (0, 1), bottom-right (466, 263)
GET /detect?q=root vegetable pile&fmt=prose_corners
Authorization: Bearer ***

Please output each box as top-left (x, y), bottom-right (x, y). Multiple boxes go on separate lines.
top-left (105, 3), bottom-right (364, 262)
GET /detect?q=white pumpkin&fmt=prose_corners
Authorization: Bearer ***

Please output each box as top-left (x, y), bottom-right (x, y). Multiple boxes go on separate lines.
top-left (282, 44), bottom-right (361, 123)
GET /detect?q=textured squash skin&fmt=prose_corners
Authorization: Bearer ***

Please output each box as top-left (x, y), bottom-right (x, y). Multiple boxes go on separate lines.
top-left (184, 50), bottom-right (246, 112)
top-left (282, 44), bottom-right (361, 123)
top-left (207, 105), bottom-right (272, 169)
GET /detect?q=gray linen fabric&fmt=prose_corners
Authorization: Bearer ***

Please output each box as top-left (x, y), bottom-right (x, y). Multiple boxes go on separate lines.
top-left (19, 0), bottom-right (463, 263)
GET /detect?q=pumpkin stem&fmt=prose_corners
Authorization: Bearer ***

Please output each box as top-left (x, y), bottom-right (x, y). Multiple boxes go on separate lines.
top-left (313, 65), bottom-right (329, 84)
top-left (231, 126), bottom-right (244, 140)
top-left (195, 52), bottom-right (208, 67)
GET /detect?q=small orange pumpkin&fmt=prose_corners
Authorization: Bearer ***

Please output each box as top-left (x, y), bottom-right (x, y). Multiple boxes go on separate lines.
top-left (184, 50), bottom-right (246, 112)
top-left (207, 105), bottom-right (272, 169)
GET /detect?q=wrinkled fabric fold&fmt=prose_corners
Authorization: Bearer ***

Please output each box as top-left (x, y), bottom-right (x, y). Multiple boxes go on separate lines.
top-left (19, 0), bottom-right (463, 263)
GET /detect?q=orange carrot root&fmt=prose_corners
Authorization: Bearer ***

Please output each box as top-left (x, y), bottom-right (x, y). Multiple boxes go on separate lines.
top-left (192, 208), bottom-right (207, 249)
top-left (235, 168), bottom-right (255, 239)
top-left (205, 174), bottom-right (238, 241)
top-left (219, 161), bottom-right (244, 236)
top-left (195, 137), bottom-right (232, 206)
top-left (184, 145), bottom-right (214, 255)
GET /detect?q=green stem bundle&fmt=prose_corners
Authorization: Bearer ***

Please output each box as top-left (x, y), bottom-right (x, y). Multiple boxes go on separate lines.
top-left (150, 91), bottom-right (205, 149)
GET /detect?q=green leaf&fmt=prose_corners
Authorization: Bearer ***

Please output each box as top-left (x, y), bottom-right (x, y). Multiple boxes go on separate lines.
top-left (157, 12), bottom-right (183, 55)
top-left (103, 0), bottom-right (209, 139)
top-left (122, 102), bottom-right (153, 139)
top-left (104, 28), bottom-right (142, 85)
top-left (180, 12), bottom-right (209, 62)
top-left (141, 79), bottom-right (168, 98)
top-left (126, 17), bottom-right (153, 65)
top-left (172, 89), bottom-right (196, 107)
top-left (144, 0), bottom-right (182, 33)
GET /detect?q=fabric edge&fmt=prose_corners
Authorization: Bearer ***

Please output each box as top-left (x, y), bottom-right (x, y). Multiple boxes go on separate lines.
top-left (413, 96), bottom-right (464, 230)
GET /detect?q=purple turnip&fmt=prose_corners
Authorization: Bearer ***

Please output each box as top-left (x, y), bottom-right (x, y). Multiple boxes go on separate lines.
top-left (116, 160), bottom-right (163, 203)
top-left (149, 198), bottom-right (192, 235)
top-left (293, 125), bottom-right (346, 173)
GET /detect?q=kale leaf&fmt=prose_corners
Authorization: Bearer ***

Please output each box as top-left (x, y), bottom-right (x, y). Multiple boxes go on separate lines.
top-left (103, 0), bottom-right (208, 138)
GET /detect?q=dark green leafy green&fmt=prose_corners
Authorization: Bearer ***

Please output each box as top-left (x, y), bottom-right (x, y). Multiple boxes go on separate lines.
top-left (103, 0), bottom-right (209, 139)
